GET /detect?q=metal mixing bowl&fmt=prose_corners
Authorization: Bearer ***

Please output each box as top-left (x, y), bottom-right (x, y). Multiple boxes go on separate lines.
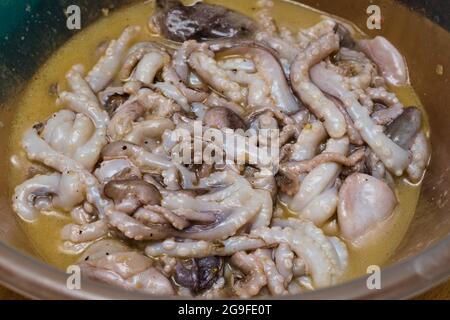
top-left (0, 0), bottom-right (449, 299)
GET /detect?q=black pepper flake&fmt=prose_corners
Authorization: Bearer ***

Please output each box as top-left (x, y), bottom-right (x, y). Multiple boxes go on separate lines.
top-left (32, 122), bottom-right (44, 132)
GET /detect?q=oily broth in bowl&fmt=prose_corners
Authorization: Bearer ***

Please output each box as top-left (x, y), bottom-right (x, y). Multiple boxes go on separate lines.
top-left (4, 0), bottom-right (430, 296)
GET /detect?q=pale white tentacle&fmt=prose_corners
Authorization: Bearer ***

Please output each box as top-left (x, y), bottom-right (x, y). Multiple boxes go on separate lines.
top-left (310, 61), bottom-right (410, 175)
top-left (86, 26), bottom-right (141, 92)
top-left (290, 33), bottom-right (346, 138)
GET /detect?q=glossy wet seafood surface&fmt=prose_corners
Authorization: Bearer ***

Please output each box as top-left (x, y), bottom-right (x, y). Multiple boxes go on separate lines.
top-left (8, 0), bottom-right (430, 297)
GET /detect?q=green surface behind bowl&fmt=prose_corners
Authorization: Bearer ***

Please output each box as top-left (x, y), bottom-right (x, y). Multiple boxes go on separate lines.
top-left (0, 0), bottom-right (136, 103)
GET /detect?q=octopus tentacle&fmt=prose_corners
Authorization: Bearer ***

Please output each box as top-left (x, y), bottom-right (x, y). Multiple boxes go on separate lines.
top-left (254, 249), bottom-right (287, 296)
top-left (61, 220), bottom-right (109, 243)
top-left (188, 50), bottom-right (245, 103)
top-left (309, 61), bottom-right (410, 176)
top-left (407, 132), bottom-right (430, 182)
top-left (57, 89), bottom-right (109, 170)
top-left (86, 26), bottom-right (141, 92)
top-left (275, 243), bottom-right (294, 286)
top-left (217, 44), bottom-right (299, 114)
top-left (124, 118), bottom-right (174, 146)
top-left (287, 121), bottom-right (327, 162)
top-left (358, 36), bottom-right (408, 86)
top-left (12, 173), bottom-right (82, 221)
top-left (145, 236), bottom-right (266, 258)
top-left (132, 51), bottom-right (170, 86)
top-left (162, 66), bottom-right (209, 103)
top-left (22, 128), bottom-right (110, 217)
top-left (300, 187), bottom-right (339, 226)
top-left (251, 222), bottom-right (347, 288)
top-left (119, 42), bottom-right (170, 81)
top-left (174, 194), bottom-right (262, 241)
top-left (289, 137), bottom-right (349, 213)
top-left (327, 94), bottom-right (363, 145)
top-left (107, 209), bottom-right (175, 241)
top-left (230, 251), bottom-right (267, 298)
top-left (290, 33), bottom-right (346, 138)
top-left (280, 149), bottom-right (365, 177)
top-left (366, 87), bottom-right (404, 125)
top-left (78, 241), bottom-right (175, 295)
